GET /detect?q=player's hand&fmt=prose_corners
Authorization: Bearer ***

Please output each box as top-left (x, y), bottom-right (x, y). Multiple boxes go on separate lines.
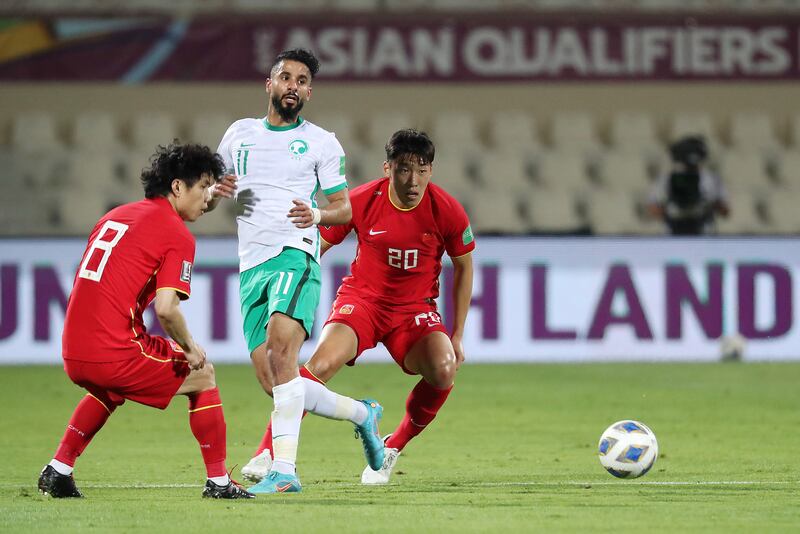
top-left (211, 174), bottom-right (237, 199)
top-left (288, 199), bottom-right (316, 228)
top-left (451, 334), bottom-right (466, 369)
top-left (184, 343), bottom-right (207, 370)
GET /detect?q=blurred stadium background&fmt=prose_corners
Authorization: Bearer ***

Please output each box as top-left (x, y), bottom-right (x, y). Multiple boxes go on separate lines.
top-left (2, 5), bottom-right (799, 530)
top-left (0, 0), bottom-right (798, 365)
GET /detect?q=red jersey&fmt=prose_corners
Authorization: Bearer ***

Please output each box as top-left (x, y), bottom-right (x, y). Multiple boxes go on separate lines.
top-left (321, 178), bottom-right (474, 308)
top-left (62, 197), bottom-right (195, 361)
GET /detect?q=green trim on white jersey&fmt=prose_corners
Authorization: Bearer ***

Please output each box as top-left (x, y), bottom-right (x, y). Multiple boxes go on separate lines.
top-left (218, 116), bottom-right (348, 271)
top-left (322, 182), bottom-right (348, 195)
top-left (263, 117), bottom-right (304, 132)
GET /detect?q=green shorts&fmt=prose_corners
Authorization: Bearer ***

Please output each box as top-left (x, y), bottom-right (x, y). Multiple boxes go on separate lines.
top-left (239, 247), bottom-right (321, 354)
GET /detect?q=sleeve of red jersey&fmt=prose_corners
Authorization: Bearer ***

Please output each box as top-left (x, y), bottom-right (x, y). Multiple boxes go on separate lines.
top-left (155, 232), bottom-right (196, 300)
top-left (319, 219), bottom-right (353, 245)
top-left (442, 196), bottom-right (476, 258)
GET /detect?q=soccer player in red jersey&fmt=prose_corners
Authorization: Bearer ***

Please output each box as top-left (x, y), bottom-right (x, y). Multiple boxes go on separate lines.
top-left (38, 143), bottom-right (254, 499)
top-left (243, 129), bottom-right (475, 484)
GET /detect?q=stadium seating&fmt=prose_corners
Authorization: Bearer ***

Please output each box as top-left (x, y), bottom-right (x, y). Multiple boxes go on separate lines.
top-left (535, 150), bottom-right (591, 195)
top-left (187, 112), bottom-right (234, 152)
top-left (715, 195), bottom-right (768, 235)
top-left (11, 111), bottom-right (63, 153)
top-left (524, 187), bottom-right (584, 233)
top-left (489, 111), bottom-right (542, 153)
top-left (596, 151), bottom-right (651, 194)
top-left (669, 111), bottom-right (721, 153)
top-left (428, 110), bottom-right (484, 161)
top-left (73, 112), bottom-right (124, 154)
top-left (585, 189), bottom-right (645, 235)
top-left (476, 150), bottom-right (534, 196)
top-left (728, 111), bottom-right (781, 156)
top-left (716, 150), bottom-right (772, 195)
top-left (468, 188), bottom-right (525, 234)
top-left (130, 112), bottom-right (180, 152)
top-left (550, 111), bottom-right (602, 160)
top-left (1, 107), bottom-right (797, 236)
top-left (762, 189), bottom-right (800, 233)
top-left (776, 150), bottom-right (800, 191)
top-left (609, 111), bottom-right (662, 162)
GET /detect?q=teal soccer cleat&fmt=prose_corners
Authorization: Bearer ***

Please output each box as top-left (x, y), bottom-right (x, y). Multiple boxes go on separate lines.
top-left (354, 399), bottom-right (385, 471)
top-left (247, 471), bottom-right (302, 494)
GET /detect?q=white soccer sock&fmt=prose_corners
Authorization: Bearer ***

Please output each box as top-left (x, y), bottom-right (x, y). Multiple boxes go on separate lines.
top-left (209, 474), bottom-right (230, 486)
top-left (302, 377), bottom-right (368, 425)
top-left (48, 459), bottom-right (73, 476)
top-left (271, 376), bottom-right (305, 475)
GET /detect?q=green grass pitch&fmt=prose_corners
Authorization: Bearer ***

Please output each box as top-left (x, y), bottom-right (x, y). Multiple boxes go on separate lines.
top-left (2, 362), bottom-right (798, 532)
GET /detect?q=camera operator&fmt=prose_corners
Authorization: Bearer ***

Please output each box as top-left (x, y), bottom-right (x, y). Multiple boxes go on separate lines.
top-left (646, 135), bottom-right (729, 235)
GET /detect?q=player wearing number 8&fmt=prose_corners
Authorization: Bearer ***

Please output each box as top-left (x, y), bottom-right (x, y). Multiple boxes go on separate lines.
top-left (244, 129), bottom-right (476, 485)
top-left (39, 143), bottom-right (254, 500)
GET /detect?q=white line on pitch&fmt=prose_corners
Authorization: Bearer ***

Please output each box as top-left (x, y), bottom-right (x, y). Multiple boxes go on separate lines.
top-left (471, 480), bottom-right (798, 487)
top-left (5, 480), bottom-right (797, 490)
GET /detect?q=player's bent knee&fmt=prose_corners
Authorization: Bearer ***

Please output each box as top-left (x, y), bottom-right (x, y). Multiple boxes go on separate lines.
top-left (180, 363), bottom-right (217, 394)
top-left (202, 362), bottom-right (216, 382)
top-left (196, 364), bottom-right (217, 390)
top-left (305, 354), bottom-right (347, 383)
top-left (422, 352), bottom-right (457, 388)
top-left (432, 364), bottom-right (457, 388)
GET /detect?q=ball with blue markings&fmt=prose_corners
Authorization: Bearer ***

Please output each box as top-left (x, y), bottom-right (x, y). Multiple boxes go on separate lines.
top-left (598, 420), bottom-right (658, 479)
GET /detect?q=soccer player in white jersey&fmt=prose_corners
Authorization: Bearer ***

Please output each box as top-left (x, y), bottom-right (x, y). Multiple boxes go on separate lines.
top-left (206, 49), bottom-right (385, 494)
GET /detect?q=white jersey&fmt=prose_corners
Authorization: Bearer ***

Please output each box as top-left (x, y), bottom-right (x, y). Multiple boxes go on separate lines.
top-left (217, 117), bottom-right (348, 272)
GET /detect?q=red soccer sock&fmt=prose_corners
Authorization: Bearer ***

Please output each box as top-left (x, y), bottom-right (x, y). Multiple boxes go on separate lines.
top-left (188, 387), bottom-right (227, 478)
top-left (385, 379), bottom-right (453, 452)
top-left (54, 394), bottom-right (116, 467)
top-left (253, 366), bottom-right (321, 457)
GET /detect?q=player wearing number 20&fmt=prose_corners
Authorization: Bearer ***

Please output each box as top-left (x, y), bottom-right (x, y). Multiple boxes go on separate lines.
top-left (247, 128), bottom-right (475, 484)
top-left (38, 143), bottom-right (253, 500)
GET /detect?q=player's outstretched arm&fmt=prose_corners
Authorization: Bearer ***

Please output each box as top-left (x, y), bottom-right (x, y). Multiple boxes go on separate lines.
top-left (450, 253), bottom-right (474, 368)
top-left (205, 174), bottom-right (238, 213)
top-left (154, 288), bottom-right (206, 369)
top-left (288, 188), bottom-right (352, 229)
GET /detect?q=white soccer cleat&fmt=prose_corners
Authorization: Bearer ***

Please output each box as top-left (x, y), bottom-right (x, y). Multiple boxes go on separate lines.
top-left (361, 435), bottom-right (400, 485)
top-left (241, 449), bottom-right (272, 483)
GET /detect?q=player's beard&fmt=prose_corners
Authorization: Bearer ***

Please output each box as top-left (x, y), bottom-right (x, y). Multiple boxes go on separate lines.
top-left (272, 93), bottom-right (304, 123)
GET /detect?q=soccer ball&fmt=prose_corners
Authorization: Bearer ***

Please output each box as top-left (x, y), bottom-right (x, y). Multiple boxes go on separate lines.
top-left (597, 420), bottom-right (658, 479)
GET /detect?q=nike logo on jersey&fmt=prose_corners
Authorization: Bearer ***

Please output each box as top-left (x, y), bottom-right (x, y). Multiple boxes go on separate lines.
top-left (369, 228), bottom-right (387, 235)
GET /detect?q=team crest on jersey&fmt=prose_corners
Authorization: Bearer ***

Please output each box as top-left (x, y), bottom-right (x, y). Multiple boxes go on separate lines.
top-left (288, 139), bottom-right (309, 159)
top-left (181, 261), bottom-right (193, 283)
top-left (339, 304), bottom-right (355, 315)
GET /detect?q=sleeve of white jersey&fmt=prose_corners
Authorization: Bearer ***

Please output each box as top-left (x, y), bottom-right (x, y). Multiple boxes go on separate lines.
top-left (317, 133), bottom-right (348, 196)
top-left (216, 123), bottom-right (236, 173)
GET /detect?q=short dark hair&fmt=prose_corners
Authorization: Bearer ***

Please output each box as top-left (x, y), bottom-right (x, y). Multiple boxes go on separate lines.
top-left (670, 135), bottom-right (708, 167)
top-left (270, 48), bottom-right (320, 78)
top-left (385, 129), bottom-right (435, 165)
top-left (141, 141), bottom-right (225, 199)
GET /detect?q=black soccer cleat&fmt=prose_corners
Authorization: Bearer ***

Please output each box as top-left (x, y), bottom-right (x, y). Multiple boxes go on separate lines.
top-left (202, 479), bottom-right (255, 499)
top-left (38, 465), bottom-right (83, 498)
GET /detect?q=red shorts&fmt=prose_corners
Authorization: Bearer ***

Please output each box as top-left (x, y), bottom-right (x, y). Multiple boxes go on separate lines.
top-left (326, 293), bottom-right (448, 374)
top-left (63, 335), bottom-right (190, 410)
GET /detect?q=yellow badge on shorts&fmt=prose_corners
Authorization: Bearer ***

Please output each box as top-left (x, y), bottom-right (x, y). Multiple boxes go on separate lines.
top-left (339, 304), bottom-right (354, 315)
